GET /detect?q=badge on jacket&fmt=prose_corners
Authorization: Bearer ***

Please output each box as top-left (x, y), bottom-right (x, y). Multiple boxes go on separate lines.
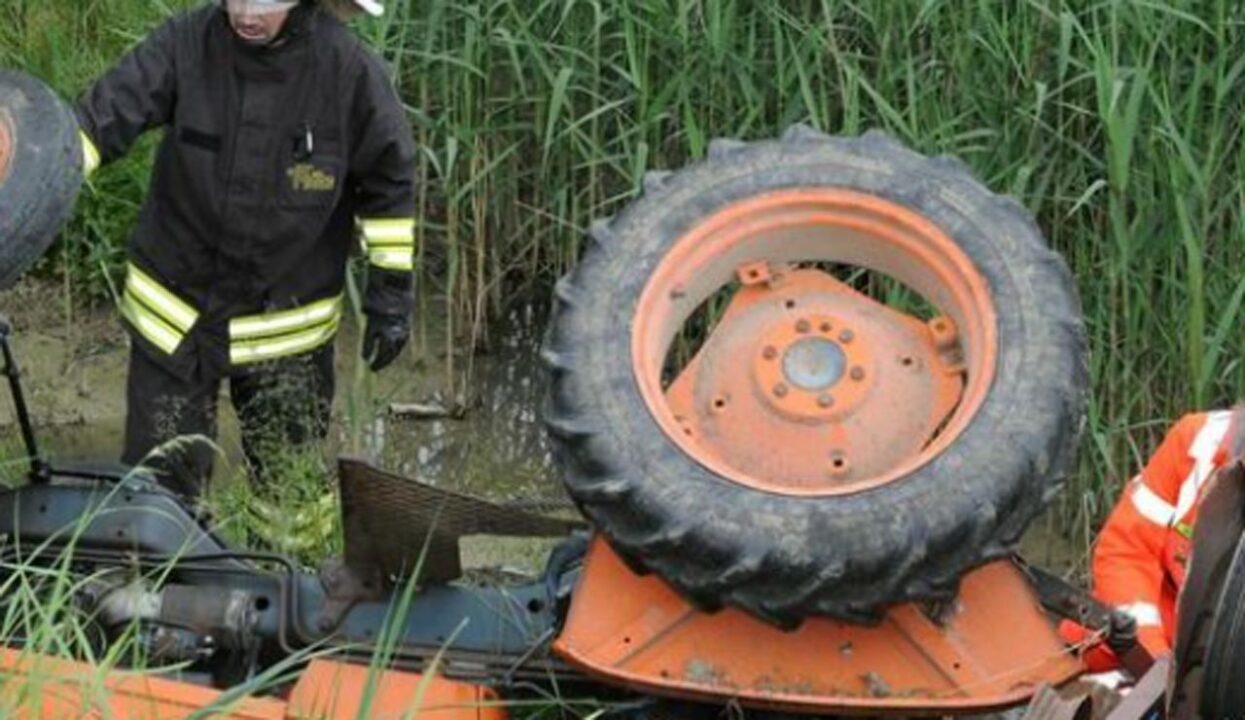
top-left (287, 163), bottom-right (337, 193)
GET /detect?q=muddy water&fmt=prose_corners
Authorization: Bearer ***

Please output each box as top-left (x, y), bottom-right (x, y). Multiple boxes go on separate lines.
top-left (0, 298), bottom-right (563, 507)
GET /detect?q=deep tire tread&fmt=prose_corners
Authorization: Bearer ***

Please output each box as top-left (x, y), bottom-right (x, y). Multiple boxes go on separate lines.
top-left (543, 126), bottom-right (1088, 625)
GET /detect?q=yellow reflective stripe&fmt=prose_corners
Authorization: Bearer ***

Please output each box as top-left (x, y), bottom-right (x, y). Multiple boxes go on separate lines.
top-left (120, 295), bottom-right (183, 355)
top-left (230, 317), bottom-right (339, 365)
top-left (229, 295), bottom-right (342, 341)
top-left (125, 264), bottom-right (198, 332)
top-left (368, 249), bottom-right (414, 271)
top-left (80, 131), bottom-right (100, 176)
top-left (359, 217), bottom-right (416, 245)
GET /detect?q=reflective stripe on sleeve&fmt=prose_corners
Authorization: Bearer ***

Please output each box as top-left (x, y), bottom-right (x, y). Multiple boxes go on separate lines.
top-left (1116, 601), bottom-right (1162, 628)
top-left (1173, 411), bottom-right (1233, 521)
top-left (359, 217), bottom-right (415, 271)
top-left (120, 295), bottom-right (183, 355)
top-left (368, 249), bottom-right (415, 271)
top-left (125, 264), bottom-right (199, 332)
top-left (1129, 478), bottom-right (1177, 527)
top-left (359, 217), bottom-right (416, 245)
top-left (80, 131), bottom-right (100, 176)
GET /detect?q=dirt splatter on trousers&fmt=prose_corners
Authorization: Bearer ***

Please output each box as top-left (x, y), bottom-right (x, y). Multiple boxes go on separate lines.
top-left (121, 344), bottom-right (334, 499)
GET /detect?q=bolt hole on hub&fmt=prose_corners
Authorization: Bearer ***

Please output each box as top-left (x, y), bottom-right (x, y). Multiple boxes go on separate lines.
top-left (637, 190), bottom-right (996, 496)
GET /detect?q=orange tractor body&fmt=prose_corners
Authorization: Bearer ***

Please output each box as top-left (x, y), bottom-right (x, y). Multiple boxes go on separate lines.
top-left (0, 547), bottom-right (1083, 720)
top-left (0, 650), bottom-right (504, 720)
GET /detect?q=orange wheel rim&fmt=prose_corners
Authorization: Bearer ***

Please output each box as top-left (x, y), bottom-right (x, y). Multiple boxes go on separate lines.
top-left (0, 111), bottom-right (14, 186)
top-left (631, 189), bottom-right (998, 496)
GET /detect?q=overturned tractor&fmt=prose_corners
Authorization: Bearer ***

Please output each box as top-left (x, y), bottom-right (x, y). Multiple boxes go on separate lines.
top-left (0, 69), bottom-right (1241, 718)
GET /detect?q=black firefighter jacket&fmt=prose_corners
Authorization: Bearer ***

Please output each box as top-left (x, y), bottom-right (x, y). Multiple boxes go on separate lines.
top-left (75, 3), bottom-right (417, 382)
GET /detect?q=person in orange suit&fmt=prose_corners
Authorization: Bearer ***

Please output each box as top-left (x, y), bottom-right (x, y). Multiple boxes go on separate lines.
top-left (1062, 410), bottom-right (1238, 672)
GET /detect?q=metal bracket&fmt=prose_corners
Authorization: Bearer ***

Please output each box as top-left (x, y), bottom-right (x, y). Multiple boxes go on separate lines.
top-left (1016, 558), bottom-right (1155, 678)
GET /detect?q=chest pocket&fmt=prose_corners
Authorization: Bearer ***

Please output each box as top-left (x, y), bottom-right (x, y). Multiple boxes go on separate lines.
top-left (278, 126), bottom-right (344, 210)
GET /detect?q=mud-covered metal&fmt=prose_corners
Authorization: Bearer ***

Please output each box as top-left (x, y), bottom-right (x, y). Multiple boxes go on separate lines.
top-left (0, 471), bottom-right (579, 686)
top-left (555, 537), bottom-right (1083, 715)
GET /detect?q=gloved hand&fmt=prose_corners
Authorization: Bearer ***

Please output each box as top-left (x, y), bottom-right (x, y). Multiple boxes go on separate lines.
top-left (362, 312), bottom-right (409, 371)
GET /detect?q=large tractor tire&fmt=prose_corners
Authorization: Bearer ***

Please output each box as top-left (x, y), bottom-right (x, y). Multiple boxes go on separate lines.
top-left (0, 71), bottom-right (86, 290)
top-left (543, 127), bottom-right (1088, 626)
top-left (1168, 460), bottom-right (1245, 718)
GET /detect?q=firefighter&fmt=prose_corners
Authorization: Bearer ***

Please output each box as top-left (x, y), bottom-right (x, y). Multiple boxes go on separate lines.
top-left (1061, 409), bottom-right (1239, 673)
top-left (74, 0), bottom-right (416, 497)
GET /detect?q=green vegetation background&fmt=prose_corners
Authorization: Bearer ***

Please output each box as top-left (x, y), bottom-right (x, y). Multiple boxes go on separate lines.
top-left (4, 0), bottom-right (1245, 544)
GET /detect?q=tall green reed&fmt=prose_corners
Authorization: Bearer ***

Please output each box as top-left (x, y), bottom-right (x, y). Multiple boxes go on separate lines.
top-left (3, 0), bottom-right (1245, 539)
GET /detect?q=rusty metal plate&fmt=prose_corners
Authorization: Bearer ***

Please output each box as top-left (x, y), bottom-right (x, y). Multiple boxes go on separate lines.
top-left (337, 457), bottom-right (585, 584)
top-left (665, 269), bottom-right (963, 493)
top-left (554, 537), bottom-right (1084, 715)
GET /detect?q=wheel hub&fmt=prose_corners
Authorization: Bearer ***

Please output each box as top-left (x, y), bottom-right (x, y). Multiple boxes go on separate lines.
top-left (753, 313), bottom-right (875, 422)
top-left (664, 268), bottom-right (964, 492)
top-left (782, 338), bottom-right (844, 390)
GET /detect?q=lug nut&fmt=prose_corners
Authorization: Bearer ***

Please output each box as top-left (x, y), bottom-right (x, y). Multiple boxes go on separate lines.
top-left (820, 321), bottom-right (832, 333)
top-left (762, 345), bottom-right (778, 360)
top-left (773, 383), bottom-right (789, 398)
top-left (850, 366), bottom-right (866, 382)
top-left (817, 394), bottom-right (835, 408)
top-left (838, 329), bottom-right (855, 344)
top-left (795, 319), bottom-right (811, 333)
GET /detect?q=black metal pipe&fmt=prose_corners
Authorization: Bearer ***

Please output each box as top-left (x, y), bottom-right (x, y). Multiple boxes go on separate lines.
top-left (0, 316), bottom-right (49, 483)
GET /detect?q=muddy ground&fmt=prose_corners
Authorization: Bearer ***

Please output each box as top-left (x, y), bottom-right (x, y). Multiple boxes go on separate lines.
top-left (0, 278), bottom-right (554, 483)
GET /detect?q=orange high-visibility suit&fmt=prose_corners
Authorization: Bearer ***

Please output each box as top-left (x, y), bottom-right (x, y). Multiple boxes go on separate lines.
top-left (1062, 410), bottom-right (1237, 670)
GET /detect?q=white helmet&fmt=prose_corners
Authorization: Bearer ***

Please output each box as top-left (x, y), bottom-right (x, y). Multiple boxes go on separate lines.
top-left (219, 0), bottom-right (383, 17)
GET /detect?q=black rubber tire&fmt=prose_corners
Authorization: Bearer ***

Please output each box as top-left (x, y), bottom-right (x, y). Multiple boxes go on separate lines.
top-left (1192, 531), bottom-right (1245, 716)
top-left (0, 70), bottom-right (85, 291)
top-left (543, 127), bottom-right (1088, 627)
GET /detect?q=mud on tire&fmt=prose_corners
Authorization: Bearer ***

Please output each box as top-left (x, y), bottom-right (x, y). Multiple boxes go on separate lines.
top-left (0, 71), bottom-right (86, 290)
top-left (543, 127), bottom-right (1088, 626)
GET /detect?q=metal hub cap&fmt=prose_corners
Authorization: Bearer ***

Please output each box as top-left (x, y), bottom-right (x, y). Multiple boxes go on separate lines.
top-left (782, 338), bottom-right (845, 391)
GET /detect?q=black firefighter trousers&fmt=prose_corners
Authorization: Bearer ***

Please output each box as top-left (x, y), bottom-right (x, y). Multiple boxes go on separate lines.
top-left (121, 344), bottom-right (335, 499)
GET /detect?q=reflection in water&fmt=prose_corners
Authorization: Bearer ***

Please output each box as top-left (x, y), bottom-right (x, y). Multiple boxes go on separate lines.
top-left (378, 303), bottom-right (562, 504)
top-left (3, 304), bottom-right (563, 507)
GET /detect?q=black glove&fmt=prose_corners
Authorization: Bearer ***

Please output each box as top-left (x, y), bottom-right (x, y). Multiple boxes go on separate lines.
top-left (362, 312), bottom-right (409, 371)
